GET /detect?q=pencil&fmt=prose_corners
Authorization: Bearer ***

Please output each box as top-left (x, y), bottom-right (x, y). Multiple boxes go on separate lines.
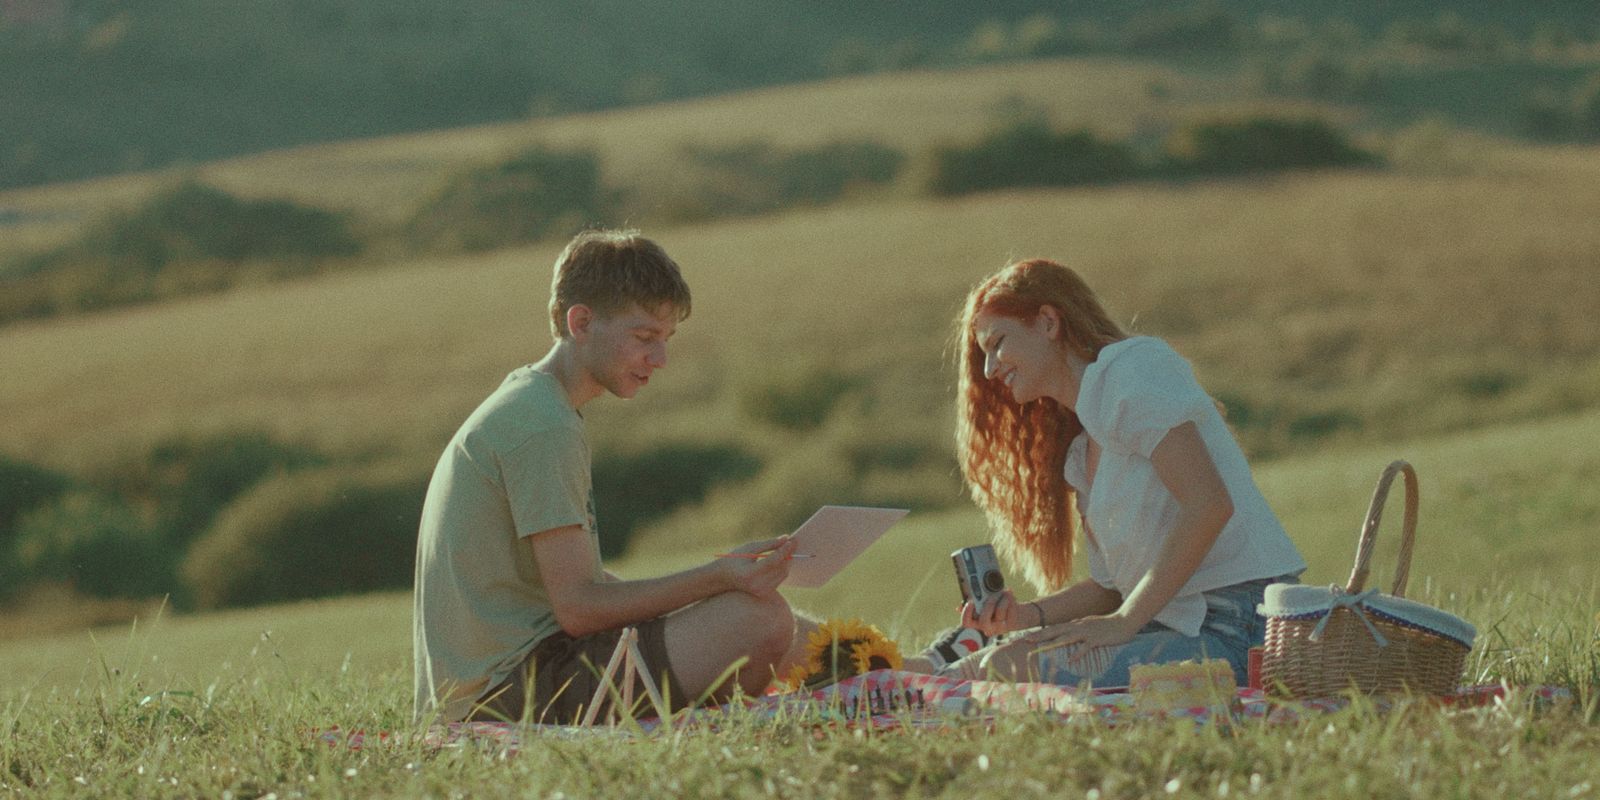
top-left (714, 553), bottom-right (814, 559)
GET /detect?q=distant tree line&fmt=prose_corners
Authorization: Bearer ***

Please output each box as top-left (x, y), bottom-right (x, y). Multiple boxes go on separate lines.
top-left (2, 1), bottom-right (1596, 190)
top-left (926, 116), bottom-right (1376, 196)
top-left (0, 114), bottom-right (1376, 327)
top-left (1521, 73), bottom-right (1600, 141)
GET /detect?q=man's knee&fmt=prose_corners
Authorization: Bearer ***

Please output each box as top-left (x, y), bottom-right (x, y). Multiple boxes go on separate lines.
top-left (729, 591), bottom-right (793, 658)
top-left (697, 590), bottom-right (789, 662)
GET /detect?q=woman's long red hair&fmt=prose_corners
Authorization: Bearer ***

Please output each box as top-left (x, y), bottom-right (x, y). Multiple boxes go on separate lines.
top-left (955, 259), bottom-right (1126, 592)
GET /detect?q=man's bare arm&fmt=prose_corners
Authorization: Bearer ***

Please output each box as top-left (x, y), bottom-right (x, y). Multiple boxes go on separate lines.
top-left (530, 526), bottom-right (795, 637)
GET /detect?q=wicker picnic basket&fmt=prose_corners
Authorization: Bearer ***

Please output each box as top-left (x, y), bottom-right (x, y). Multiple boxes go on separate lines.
top-left (1259, 460), bottom-right (1476, 698)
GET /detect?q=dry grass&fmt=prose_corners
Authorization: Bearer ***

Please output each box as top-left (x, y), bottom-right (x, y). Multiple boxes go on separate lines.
top-left (3, 163), bottom-right (1598, 474)
top-left (0, 55), bottom-right (1299, 259)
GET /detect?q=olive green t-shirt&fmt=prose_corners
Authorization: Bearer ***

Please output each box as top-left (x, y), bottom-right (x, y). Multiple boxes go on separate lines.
top-left (412, 367), bottom-right (600, 722)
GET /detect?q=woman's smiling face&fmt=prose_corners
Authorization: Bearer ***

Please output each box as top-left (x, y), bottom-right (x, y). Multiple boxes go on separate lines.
top-left (972, 307), bottom-right (1064, 405)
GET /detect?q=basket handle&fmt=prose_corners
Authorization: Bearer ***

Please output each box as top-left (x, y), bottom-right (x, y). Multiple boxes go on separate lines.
top-left (1343, 460), bottom-right (1419, 598)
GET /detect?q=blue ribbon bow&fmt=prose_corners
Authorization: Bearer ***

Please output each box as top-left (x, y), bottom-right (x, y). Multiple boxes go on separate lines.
top-left (1307, 587), bottom-right (1390, 648)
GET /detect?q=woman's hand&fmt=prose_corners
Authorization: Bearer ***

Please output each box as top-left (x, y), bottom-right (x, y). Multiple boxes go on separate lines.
top-left (1026, 612), bottom-right (1140, 664)
top-left (960, 589), bottom-right (1028, 638)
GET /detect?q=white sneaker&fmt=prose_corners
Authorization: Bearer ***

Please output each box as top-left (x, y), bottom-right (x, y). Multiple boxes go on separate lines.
top-left (920, 626), bottom-right (989, 671)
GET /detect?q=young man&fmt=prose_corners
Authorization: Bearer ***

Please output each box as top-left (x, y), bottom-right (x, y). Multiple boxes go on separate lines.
top-left (413, 229), bottom-right (800, 724)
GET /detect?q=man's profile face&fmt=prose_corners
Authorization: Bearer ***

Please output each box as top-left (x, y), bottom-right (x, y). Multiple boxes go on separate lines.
top-left (575, 303), bottom-right (678, 400)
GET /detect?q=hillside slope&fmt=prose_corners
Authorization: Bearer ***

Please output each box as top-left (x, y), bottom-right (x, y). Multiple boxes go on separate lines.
top-left (0, 56), bottom-right (1256, 259)
top-left (1, 407), bottom-right (1595, 692)
top-left (1, 56), bottom-right (1596, 626)
top-left (5, 1), bottom-right (1591, 190)
top-left (3, 163), bottom-right (1597, 471)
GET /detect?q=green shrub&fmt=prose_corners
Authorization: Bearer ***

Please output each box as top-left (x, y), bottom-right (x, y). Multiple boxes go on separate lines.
top-left (1458, 369), bottom-right (1521, 399)
top-left (591, 442), bottom-right (762, 558)
top-left (1013, 14), bottom-right (1106, 58)
top-left (1160, 117), bottom-right (1379, 176)
top-left (0, 182), bottom-right (361, 323)
top-left (0, 454), bottom-right (73, 597)
top-left (820, 36), bottom-right (933, 76)
top-left (738, 364), bottom-right (863, 431)
top-left (181, 465), bottom-right (426, 609)
top-left (1257, 49), bottom-right (1386, 101)
top-left (0, 455), bottom-right (71, 544)
top-left (1523, 87), bottom-right (1578, 140)
top-left (1520, 72), bottom-right (1600, 142)
top-left (407, 146), bottom-right (619, 252)
top-left (12, 491), bottom-right (172, 599)
top-left (1119, 4), bottom-right (1243, 54)
top-left (99, 429), bottom-right (328, 549)
top-left (927, 120), bottom-right (1139, 196)
top-left (1573, 73), bottom-right (1600, 140)
top-left (1287, 410), bottom-right (1362, 441)
top-left (660, 139), bottom-right (904, 221)
top-left (1382, 12), bottom-right (1511, 58)
top-left (628, 415), bottom-right (962, 554)
top-left (35, 182), bottom-right (362, 275)
top-left (840, 424), bottom-right (964, 513)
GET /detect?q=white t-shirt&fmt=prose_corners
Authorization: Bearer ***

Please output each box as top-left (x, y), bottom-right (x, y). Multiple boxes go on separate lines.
top-left (1066, 337), bottom-right (1304, 637)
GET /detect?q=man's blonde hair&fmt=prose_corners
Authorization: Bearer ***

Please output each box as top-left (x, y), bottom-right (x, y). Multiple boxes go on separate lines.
top-left (548, 229), bottom-right (691, 339)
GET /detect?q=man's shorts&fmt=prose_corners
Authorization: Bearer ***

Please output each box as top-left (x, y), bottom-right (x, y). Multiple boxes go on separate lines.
top-left (468, 616), bottom-right (690, 724)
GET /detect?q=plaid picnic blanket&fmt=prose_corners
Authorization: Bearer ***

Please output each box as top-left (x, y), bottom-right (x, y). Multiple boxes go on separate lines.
top-left (314, 670), bottom-right (1572, 753)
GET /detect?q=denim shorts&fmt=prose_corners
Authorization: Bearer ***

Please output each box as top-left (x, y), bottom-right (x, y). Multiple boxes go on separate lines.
top-left (1031, 574), bottom-right (1297, 688)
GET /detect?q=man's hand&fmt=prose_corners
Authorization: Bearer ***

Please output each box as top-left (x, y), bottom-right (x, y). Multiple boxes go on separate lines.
top-left (724, 536), bottom-right (788, 557)
top-left (719, 535), bottom-right (797, 598)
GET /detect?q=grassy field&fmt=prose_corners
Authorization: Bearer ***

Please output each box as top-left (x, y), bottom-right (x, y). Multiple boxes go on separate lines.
top-left (0, 411), bottom-right (1597, 797)
top-left (2, 55), bottom-right (1599, 797)
top-left (5, 406), bottom-right (1596, 694)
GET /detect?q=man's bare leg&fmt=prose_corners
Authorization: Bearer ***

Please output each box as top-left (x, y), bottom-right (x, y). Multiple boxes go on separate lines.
top-left (774, 614), bottom-right (820, 674)
top-left (662, 591), bottom-right (796, 703)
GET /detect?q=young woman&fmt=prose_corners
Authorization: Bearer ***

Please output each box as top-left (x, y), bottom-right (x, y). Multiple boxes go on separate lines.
top-left (937, 258), bottom-right (1304, 687)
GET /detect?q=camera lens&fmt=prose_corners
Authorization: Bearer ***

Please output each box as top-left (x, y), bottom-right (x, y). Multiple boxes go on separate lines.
top-left (983, 571), bottom-right (1003, 592)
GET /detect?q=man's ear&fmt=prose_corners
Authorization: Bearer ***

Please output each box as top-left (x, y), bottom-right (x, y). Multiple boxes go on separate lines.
top-left (566, 304), bottom-right (595, 340)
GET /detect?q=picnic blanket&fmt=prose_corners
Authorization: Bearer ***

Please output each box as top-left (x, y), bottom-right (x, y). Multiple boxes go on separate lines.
top-left (315, 670), bottom-right (1572, 754)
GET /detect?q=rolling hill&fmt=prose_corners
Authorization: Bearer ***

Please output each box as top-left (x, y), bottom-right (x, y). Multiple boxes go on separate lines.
top-left (0, 55), bottom-right (1597, 642)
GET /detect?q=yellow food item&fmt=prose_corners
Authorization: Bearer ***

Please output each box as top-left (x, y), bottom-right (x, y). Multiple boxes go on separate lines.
top-left (1129, 659), bottom-right (1237, 714)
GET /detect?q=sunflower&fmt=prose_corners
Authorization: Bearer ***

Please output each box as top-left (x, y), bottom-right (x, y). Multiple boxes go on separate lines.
top-left (849, 637), bottom-right (903, 675)
top-left (779, 662), bottom-right (815, 693)
top-left (779, 618), bottom-right (903, 691)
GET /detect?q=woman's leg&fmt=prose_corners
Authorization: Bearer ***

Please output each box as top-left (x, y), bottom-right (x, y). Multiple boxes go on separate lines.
top-left (962, 622), bottom-right (1214, 686)
top-left (945, 578), bottom-right (1273, 686)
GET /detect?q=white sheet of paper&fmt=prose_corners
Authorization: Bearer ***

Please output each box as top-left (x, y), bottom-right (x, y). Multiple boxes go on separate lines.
top-left (782, 505), bottom-right (909, 588)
